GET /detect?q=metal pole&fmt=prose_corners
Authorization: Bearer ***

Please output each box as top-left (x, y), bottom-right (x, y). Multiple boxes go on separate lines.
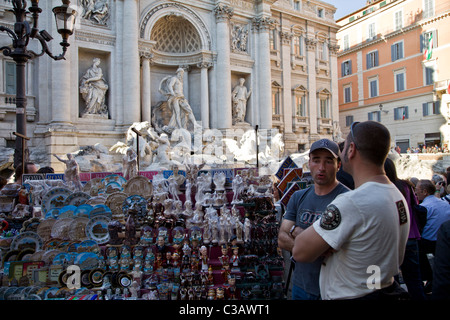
top-left (255, 125), bottom-right (259, 170)
top-left (14, 58), bottom-right (28, 169)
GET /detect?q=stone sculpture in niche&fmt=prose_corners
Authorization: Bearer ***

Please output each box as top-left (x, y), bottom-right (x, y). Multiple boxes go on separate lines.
top-left (231, 78), bottom-right (252, 124)
top-left (80, 58), bottom-right (109, 118)
top-left (157, 68), bottom-right (201, 133)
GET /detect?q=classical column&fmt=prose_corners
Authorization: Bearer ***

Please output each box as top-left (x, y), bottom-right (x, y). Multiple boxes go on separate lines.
top-left (141, 53), bottom-right (152, 123)
top-left (328, 43), bottom-right (340, 123)
top-left (280, 31), bottom-right (293, 134)
top-left (50, 49), bottom-right (71, 125)
top-left (198, 62), bottom-right (212, 129)
top-left (114, 0), bottom-right (124, 126)
top-left (305, 36), bottom-right (318, 136)
top-left (253, 17), bottom-right (274, 130)
top-left (214, 4), bottom-right (233, 129)
top-left (180, 65), bottom-right (190, 102)
top-left (122, 0), bottom-right (141, 126)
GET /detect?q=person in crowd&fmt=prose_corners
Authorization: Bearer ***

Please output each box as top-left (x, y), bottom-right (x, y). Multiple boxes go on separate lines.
top-left (36, 166), bottom-right (55, 174)
top-left (336, 142), bottom-right (354, 190)
top-left (432, 220), bottom-right (450, 300)
top-left (14, 162), bottom-right (38, 184)
top-left (415, 179), bottom-right (450, 293)
top-left (278, 139), bottom-right (349, 300)
top-left (292, 121), bottom-right (410, 300)
top-left (384, 158), bottom-right (426, 300)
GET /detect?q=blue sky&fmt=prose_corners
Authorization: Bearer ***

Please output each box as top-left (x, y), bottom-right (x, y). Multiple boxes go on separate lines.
top-left (324, 0), bottom-right (369, 19)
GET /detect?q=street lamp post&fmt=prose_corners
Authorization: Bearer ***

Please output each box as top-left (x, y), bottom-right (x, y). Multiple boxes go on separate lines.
top-left (0, 0), bottom-right (77, 169)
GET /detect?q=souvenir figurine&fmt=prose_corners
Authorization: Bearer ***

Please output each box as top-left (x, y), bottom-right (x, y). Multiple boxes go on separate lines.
top-left (231, 174), bottom-right (244, 204)
top-left (207, 287), bottom-right (216, 300)
top-left (199, 245), bottom-right (209, 272)
top-left (182, 200), bottom-right (194, 226)
top-left (227, 274), bottom-right (237, 300)
top-left (139, 226), bottom-right (154, 246)
top-left (243, 218), bottom-right (251, 242)
top-left (213, 171), bottom-right (226, 191)
top-left (108, 220), bottom-right (123, 245)
top-left (216, 287), bottom-right (225, 300)
top-left (156, 235), bottom-right (167, 255)
top-left (207, 266), bottom-right (214, 286)
top-left (230, 245), bottom-right (240, 272)
top-left (124, 209), bottom-right (138, 246)
top-left (211, 218), bottom-right (219, 244)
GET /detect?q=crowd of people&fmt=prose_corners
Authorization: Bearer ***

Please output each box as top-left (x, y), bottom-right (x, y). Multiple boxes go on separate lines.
top-left (405, 144), bottom-right (449, 154)
top-left (279, 121), bottom-right (450, 300)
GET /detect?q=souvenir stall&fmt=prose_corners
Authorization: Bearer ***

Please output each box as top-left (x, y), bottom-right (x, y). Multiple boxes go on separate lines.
top-left (0, 163), bottom-right (285, 300)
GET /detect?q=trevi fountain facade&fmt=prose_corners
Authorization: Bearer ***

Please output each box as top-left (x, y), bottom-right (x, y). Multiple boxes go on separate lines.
top-left (0, 0), bottom-right (344, 175)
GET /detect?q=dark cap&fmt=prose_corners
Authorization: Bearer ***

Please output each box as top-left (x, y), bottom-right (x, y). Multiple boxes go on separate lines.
top-left (309, 139), bottom-right (339, 158)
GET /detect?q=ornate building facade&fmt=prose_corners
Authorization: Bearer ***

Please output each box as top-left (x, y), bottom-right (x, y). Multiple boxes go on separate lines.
top-left (0, 0), bottom-right (340, 172)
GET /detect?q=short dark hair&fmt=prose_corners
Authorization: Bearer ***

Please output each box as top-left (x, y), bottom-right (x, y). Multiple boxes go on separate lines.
top-left (37, 166), bottom-right (55, 174)
top-left (348, 121), bottom-right (391, 167)
top-left (417, 179), bottom-right (436, 195)
top-left (14, 162), bottom-right (36, 181)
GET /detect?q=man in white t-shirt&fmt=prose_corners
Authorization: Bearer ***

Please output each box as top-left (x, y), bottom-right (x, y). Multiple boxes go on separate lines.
top-left (292, 121), bottom-right (410, 300)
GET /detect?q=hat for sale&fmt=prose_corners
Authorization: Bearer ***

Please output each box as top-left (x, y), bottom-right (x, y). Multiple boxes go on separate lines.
top-left (309, 139), bottom-right (339, 158)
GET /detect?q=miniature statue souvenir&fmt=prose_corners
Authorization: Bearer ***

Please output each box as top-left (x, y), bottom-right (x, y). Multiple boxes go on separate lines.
top-left (108, 220), bottom-right (123, 245)
top-left (53, 153), bottom-right (83, 190)
top-left (199, 245), bottom-right (209, 272)
top-left (230, 245), bottom-right (240, 272)
top-left (231, 174), bottom-right (244, 204)
top-left (243, 217), bottom-right (251, 242)
top-left (122, 147), bottom-right (138, 180)
top-left (139, 225), bottom-right (154, 246)
top-left (182, 200), bottom-right (194, 226)
top-left (213, 171), bottom-right (226, 191)
top-left (124, 209), bottom-right (138, 246)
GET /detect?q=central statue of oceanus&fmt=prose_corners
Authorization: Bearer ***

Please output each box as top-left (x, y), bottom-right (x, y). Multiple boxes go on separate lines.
top-left (157, 68), bottom-right (201, 133)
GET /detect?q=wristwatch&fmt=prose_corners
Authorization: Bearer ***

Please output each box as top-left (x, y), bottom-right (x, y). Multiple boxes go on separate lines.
top-left (289, 225), bottom-right (296, 237)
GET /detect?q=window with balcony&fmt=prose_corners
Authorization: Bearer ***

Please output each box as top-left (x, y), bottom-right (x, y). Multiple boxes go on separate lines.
top-left (420, 30), bottom-right (437, 53)
top-left (394, 106), bottom-right (409, 120)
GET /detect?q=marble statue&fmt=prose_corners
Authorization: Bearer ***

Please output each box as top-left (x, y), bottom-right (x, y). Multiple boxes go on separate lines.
top-left (80, 58), bottom-right (109, 117)
top-left (53, 153), bottom-right (83, 190)
top-left (81, 0), bottom-right (109, 25)
top-left (213, 172), bottom-right (226, 191)
top-left (232, 78), bottom-right (252, 124)
top-left (158, 68), bottom-right (200, 132)
top-left (149, 133), bottom-right (172, 168)
top-left (122, 147), bottom-right (138, 180)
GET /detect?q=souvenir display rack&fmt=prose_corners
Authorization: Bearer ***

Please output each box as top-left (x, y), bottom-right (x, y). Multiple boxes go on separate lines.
top-left (0, 168), bottom-right (284, 300)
